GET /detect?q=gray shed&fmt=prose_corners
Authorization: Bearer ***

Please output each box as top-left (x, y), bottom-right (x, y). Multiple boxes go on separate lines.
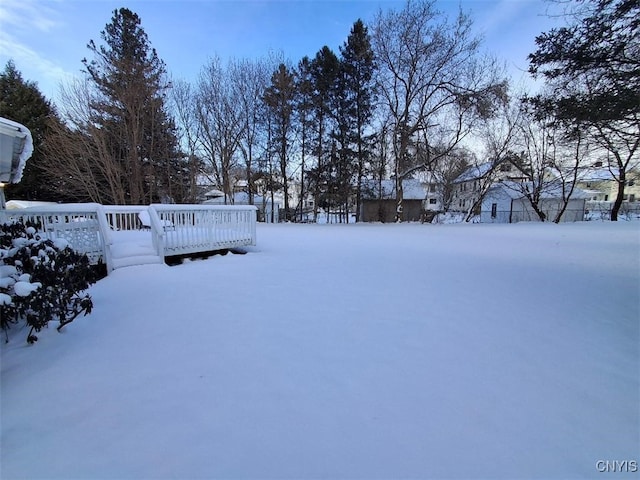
top-left (360, 179), bottom-right (426, 222)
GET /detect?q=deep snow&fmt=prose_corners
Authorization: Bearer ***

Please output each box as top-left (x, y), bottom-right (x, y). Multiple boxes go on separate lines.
top-left (1, 221), bottom-right (639, 479)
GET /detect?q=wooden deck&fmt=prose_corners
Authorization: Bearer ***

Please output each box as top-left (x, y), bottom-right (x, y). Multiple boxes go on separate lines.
top-left (1, 203), bottom-right (257, 273)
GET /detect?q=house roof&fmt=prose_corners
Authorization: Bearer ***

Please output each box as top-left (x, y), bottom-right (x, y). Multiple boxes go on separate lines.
top-left (454, 162), bottom-right (495, 183)
top-left (578, 165), bottom-right (640, 182)
top-left (578, 167), bottom-right (616, 182)
top-left (0, 117), bottom-right (33, 184)
top-left (362, 178), bottom-right (426, 200)
top-left (203, 191), bottom-right (274, 205)
top-left (204, 189), bottom-right (225, 198)
top-left (487, 181), bottom-right (591, 200)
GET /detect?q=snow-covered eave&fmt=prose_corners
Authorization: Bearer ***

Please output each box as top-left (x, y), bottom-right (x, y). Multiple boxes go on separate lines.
top-left (361, 179), bottom-right (426, 200)
top-left (453, 162), bottom-right (495, 183)
top-left (0, 117), bottom-right (34, 184)
top-left (489, 181), bottom-right (591, 200)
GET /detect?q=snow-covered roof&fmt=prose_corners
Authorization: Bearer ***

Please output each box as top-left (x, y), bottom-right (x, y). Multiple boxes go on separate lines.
top-left (454, 162), bottom-right (494, 183)
top-left (203, 191), bottom-right (274, 205)
top-left (578, 167), bottom-right (616, 182)
top-left (0, 117), bottom-right (33, 184)
top-left (488, 181), bottom-right (591, 200)
top-left (204, 188), bottom-right (225, 198)
top-left (362, 178), bottom-right (426, 200)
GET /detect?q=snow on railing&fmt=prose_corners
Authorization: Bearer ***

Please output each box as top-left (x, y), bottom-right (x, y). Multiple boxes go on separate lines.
top-left (148, 204), bottom-right (257, 257)
top-left (1, 203), bottom-right (113, 271)
top-left (2, 203), bottom-right (257, 273)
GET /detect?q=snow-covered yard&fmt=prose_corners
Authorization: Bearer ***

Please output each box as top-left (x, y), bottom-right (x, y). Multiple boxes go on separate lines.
top-left (2, 221), bottom-right (638, 479)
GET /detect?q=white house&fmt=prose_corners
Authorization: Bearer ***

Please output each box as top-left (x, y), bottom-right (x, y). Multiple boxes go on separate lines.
top-left (481, 181), bottom-right (588, 223)
top-left (451, 160), bottom-right (532, 216)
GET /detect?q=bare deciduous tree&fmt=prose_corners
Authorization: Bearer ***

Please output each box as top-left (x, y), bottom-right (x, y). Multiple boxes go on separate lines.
top-left (44, 78), bottom-right (127, 204)
top-left (371, 0), bottom-right (507, 221)
top-left (196, 56), bottom-right (244, 203)
top-left (509, 107), bottom-right (590, 223)
top-left (232, 58), bottom-right (270, 206)
top-left (169, 78), bottom-right (203, 202)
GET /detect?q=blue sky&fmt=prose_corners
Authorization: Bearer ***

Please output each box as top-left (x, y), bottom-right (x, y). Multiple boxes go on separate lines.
top-left (0, 0), bottom-right (561, 103)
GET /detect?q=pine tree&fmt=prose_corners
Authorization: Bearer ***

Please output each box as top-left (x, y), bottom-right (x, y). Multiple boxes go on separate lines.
top-left (308, 47), bottom-right (340, 221)
top-left (80, 8), bottom-right (181, 204)
top-left (528, 0), bottom-right (640, 220)
top-left (263, 63), bottom-right (296, 220)
top-left (294, 57), bottom-right (314, 221)
top-left (0, 61), bottom-right (60, 201)
top-left (339, 19), bottom-right (376, 222)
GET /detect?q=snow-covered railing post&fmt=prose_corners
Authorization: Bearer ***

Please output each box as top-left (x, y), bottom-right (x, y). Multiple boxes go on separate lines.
top-left (146, 206), bottom-right (166, 258)
top-left (94, 204), bottom-right (114, 272)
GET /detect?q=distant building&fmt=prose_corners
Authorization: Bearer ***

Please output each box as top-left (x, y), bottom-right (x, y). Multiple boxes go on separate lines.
top-left (450, 161), bottom-right (530, 217)
top-left (577, 166), bottom-right (640, 203)
top-left (480, 181), bottom-right (588, 223)
top-left (360, 179), bottom-right (427, 222)
top-left (203, 190), bottom-right (280, 223)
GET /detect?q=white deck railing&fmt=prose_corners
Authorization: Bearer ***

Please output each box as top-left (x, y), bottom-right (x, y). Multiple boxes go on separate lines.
top-left (103, 205), bottom-right (150, 231)
top-left (1, 203), bottom-right (257, 273)
top-left (150, 204), bottom-right (257, 257)
top-left (1, 203), bottom-right (114, 271)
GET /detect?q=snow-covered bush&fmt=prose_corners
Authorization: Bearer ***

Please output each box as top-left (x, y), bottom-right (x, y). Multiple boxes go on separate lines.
top-left (0, 221), bottom-right (101, 343)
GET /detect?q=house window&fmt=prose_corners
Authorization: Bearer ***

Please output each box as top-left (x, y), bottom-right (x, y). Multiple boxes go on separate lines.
top-left (604, 195), bottom-right (609, 201)
top-left (429, 184), bottom-right (436, 193)
top-left (491, 203), bottom-right (497, 218)
top-left (429, 198), bottom-right (437, 205)
top-left (630, 194), bottom-right (636, 202)
top-left (628, 180), bottom-right (635, 187)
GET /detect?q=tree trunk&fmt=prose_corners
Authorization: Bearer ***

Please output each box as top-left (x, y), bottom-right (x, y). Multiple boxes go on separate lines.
top-left (395, 175), bottom-right (404, 222)
top-left (611, 174), bottom-right (625, 221)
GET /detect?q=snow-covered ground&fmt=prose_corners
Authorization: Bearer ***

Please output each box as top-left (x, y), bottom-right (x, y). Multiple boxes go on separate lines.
top-left (2, 221), bottom-right (639, 479)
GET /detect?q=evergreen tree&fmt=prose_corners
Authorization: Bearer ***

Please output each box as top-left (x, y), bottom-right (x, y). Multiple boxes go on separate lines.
top-left (294, 57), bottom-right (314, 221)
top-left (329, 57), bottom-right (357, 222)
top-left (339, 19), bottom-right (376, 222)
top-left (0, 61), bottom-right (60, 201)
top-left (263, 63), bottom-right (296, 220)
top-left (528, 0), bottom-right (640, 220)
top-left (79, 8), bottom-right (181, 204)
top-left (307, 46), bottom-right (340, 221)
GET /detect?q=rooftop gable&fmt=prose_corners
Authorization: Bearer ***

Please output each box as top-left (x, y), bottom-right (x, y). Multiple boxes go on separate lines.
top-left (454, 162), bottom-right (495, 183)
top-left (362, 178), bottom-right (426, 200)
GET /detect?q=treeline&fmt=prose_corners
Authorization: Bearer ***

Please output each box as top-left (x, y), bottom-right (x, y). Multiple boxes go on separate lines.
top-left (1, 0), bottom-right (638, 221)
